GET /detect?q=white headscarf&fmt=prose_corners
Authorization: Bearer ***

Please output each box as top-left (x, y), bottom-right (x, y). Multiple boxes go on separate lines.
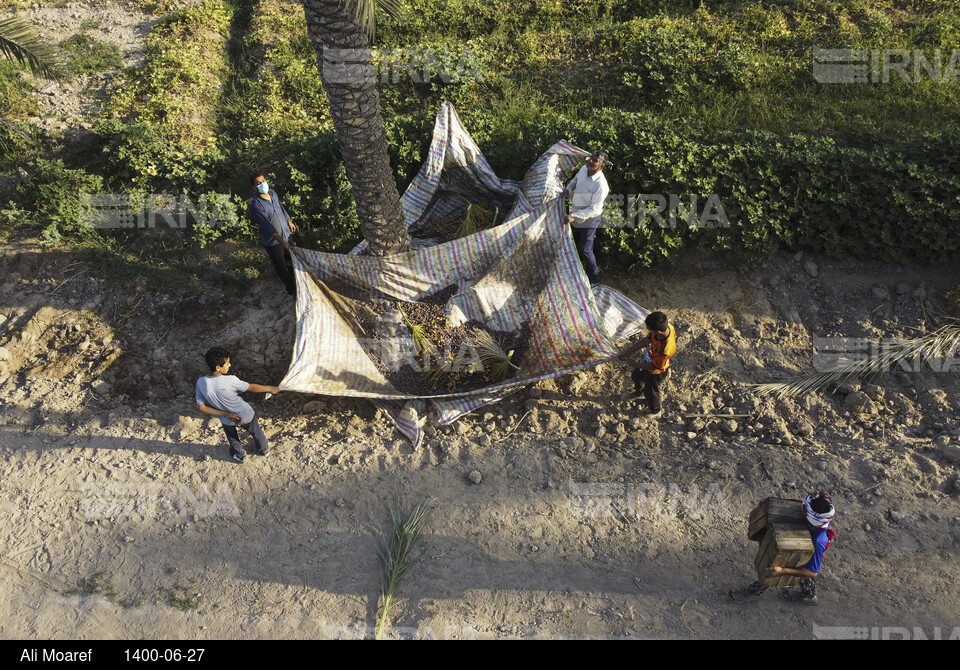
top-left (802, 492), bottom-right (835, 528)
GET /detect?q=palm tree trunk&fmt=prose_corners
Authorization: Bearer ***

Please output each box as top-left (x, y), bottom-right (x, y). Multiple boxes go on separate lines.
top-left (301, 0), bottom-right (411, 256)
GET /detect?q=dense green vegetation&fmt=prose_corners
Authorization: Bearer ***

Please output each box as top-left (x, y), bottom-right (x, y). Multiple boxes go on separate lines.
top-left (2, 0), bottom-right (959, 281)
top-left (60, 31), bottom-right (123, 75)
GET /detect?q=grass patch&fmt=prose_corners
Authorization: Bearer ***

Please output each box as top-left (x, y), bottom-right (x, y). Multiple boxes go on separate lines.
top-left (0, 61), bottom-right (40, 118)
top-left (61, 33), bottom-right (123, 75)
top-left (65, 572), bottom-right (117, 600)
top-left (99, 0), bottom-right (234, 188)
top-left (65, 571), bottom-right (145, 608)
top-left (167, 579), bottom-right (203, 611)
top-left (74, 239), bottom-right (203, 296)
top-left (224, 246), bottom-right (262, 285)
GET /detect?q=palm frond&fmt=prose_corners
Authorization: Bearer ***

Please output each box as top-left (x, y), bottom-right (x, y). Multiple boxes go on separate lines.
top-left (423, 350), bottom-right (456, 389)
top-left (417, 212), bottom-right (460, 237)
top-left (752, 323), bottom-right (960, 398)
top-left (452, 203), bottom-right (498, 240)
top-left (397, 303), bottom-right (436, 358)
top-left (0, 17), bottom-right (64, 80)
top-left (452, 205), bottom-right (478, 240)
top-left (345, 0), bottom-right (404, 41)
top-left (375, 495), bottom-right (430, 640)
top-left (470, 328), bottom-right (518, 382)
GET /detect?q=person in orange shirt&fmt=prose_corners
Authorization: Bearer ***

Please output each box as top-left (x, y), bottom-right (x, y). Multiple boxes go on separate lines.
top-left (619, 311), bottom-right (676, 418)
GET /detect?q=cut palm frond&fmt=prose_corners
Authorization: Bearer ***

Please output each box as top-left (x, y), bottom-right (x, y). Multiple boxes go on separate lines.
top-left (375, 495), bottom-right (430, 640)
top-left (752, 323), bottom-right (960, 398)
top-left (0, 17), bottom-right (64, 80)
top-left (417, 212), bottom-right (461, 237)
top-left (397, 303), bottom-right (436, 358)
top-left (452, 208), bottom-right (477, 240)
top-left (470, 328), bottom-right (519, 382)
top-left (469, 202), bottom-right (498, 229)
top-left (452, 202), bottom-right (498, 240)
top-left (423, 350), bottom-right (456, 389)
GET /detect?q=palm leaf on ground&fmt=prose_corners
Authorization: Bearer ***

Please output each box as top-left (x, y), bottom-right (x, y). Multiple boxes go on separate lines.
top-left (375, 495), bottom-right (430, 639)
top-left (0, 17), bottom-right (63, 80)
top-left (752, 322), bottom-right (960, 398)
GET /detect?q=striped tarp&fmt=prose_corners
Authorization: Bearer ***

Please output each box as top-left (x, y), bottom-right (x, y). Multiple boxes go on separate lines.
top-left (280, 103), bottom-right (649, 448)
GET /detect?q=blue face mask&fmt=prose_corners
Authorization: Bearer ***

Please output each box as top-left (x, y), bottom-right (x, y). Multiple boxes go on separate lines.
top-left (257, 182), bottom-right (269, 194)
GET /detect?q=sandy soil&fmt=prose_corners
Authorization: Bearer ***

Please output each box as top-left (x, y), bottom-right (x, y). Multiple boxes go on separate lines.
top-left (0, 243), bottom-right (958, 640)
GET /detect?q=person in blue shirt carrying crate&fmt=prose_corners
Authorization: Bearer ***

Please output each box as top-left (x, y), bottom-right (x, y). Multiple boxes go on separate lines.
top-left (730, 492), bottom-right (836, 605)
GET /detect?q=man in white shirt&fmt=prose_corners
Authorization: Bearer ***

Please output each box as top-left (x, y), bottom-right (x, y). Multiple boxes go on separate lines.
top-left (562, 151), bottom-right (609, 286)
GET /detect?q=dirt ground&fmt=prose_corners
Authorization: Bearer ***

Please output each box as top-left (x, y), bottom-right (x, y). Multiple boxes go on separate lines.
top-left (14, 1), bottom-right (156, 132)
top-left (0, 242), bottom-right (958, 640)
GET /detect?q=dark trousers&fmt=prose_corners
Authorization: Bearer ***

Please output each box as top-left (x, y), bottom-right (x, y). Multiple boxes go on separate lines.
top-left (221, 413), bottom-right (269, 457)
top-left (632, 368), bottom-right (668, 412)
top-left (265, 244), bottom-right (295, 295)
top-left (572, 216), bottom-right (601, 283)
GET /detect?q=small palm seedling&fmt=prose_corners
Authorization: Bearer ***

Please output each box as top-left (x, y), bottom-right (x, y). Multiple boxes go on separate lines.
top-left (470, 328), bottom-right (519, 383)
top-left (375, 495), bottom-right (430, 640)
top-left (752, 322), bottom-right (960, 398)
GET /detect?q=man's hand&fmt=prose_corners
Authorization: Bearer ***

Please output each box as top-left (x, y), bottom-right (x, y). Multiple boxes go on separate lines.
top-left (565, 214), bottom-right (574, 225)
top-left (281, 239), bottom-right (290, 250)
top-left (560, 188), bottom-right (568, 197)
top-left (198, 403), bottom-right (241, 425)
top-left (288, 221), bottom-right (296, 233)
top-left (765, 566), bottom-right (784, 577)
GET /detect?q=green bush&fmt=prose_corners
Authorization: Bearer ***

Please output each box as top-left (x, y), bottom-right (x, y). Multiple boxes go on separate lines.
top-left (620, 28), bottom-right (752, 107)
top-left (21, 0), bottom-right (960, 270)
top-left (14, 158), bottom-right (104, 246)
top-left (0, 121), bottom-right (36, 171)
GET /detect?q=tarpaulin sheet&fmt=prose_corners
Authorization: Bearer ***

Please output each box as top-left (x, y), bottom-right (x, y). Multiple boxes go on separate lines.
top-left (280, 103), bottom-right (648, 447)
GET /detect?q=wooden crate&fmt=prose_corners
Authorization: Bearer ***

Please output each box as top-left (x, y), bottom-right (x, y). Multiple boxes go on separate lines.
top-left (748, 497), bottom-right (805, 541)
top-left (754, 524), bottom-right (815, 587)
